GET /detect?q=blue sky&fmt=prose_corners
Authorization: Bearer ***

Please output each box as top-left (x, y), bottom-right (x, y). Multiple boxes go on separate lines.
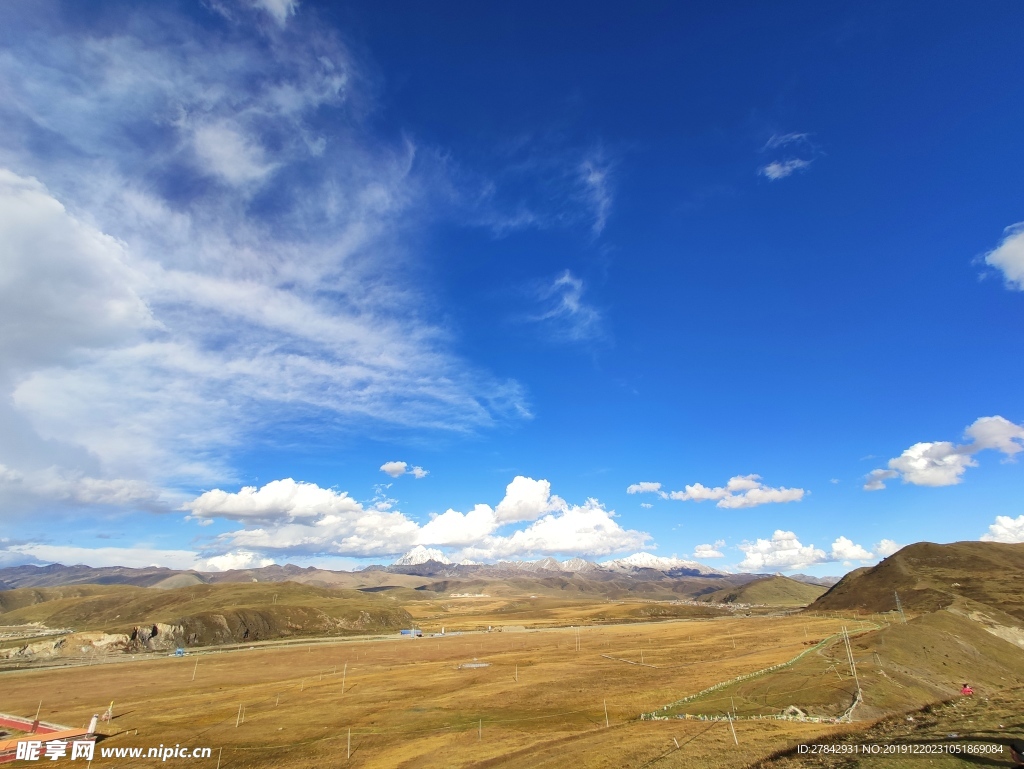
top-left (1, 0), bottom-right (1023, 575)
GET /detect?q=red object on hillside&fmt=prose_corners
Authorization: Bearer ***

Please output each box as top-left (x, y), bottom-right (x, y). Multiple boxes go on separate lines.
top-left (960, 684), bottom-right (974, 695)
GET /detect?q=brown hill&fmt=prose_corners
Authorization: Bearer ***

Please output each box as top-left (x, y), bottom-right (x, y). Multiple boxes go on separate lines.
top-left (705, 575), bottom-right (827, 606)
top-left (0, 581), bottom-right (413, 654)
top-left (809, 541), bottom-right (1024, 620)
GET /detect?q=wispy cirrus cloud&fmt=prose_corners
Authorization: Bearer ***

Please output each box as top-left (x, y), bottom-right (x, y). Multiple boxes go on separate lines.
top-left (0, 0), bottom-right (555, 517)
top-left (759, 158), bottom-right (812, 180)
top-left (762, 132), bottom-right (811, 150)
top-left (528, 270), bottom-right (604, 343)
top-left (758, 132), bottom-right (818, 180)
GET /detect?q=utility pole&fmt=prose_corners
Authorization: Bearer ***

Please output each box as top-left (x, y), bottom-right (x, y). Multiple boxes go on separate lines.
top-left (842, 627), bottom-right (862, 701)
top-left (894, 591), bottom-right (907, 623)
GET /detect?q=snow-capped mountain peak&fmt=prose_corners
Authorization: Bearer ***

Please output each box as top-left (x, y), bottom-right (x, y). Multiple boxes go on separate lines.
top-left (601, 552), bottom-right (722, 575)
top-left (393, 546), bottom-right (452, 566)
top-left (560, 557), bottom-right (597, 572)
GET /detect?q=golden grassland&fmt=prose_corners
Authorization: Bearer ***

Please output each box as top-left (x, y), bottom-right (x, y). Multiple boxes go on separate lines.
top-left (2, 614), bottom-right (861, 768)
top-left (671, 608), bottom-right (1024, 724)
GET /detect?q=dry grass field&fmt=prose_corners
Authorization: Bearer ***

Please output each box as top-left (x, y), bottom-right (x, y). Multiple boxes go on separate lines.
top-left (1, 614), bottom-right (859, 768)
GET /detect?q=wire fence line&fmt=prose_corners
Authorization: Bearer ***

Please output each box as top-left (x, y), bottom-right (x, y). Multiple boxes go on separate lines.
top-left (639, 624), bottom-right (878, 722)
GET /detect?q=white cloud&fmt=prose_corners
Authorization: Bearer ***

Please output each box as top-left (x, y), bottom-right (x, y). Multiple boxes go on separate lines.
top-left (830, 536), bottom-right (873, 562)
top-left (0, 463), bottom-right (168, 510)
top-left (0, 170), bottom-right (154, 373)
top-left (874, 538), bottom-right (902, 557)
top-left (984, 222), bottom-right (1024, 291)
top-left (980, 515), bottom-right (1024, 544)
top-left (626, 481), bottom-right (662, 494)
top-left (640, 502), bottom-right (653, 509)
top-left (863, 468), bottom-right (898, 491)
top-left (759, 159), bottom-right (811, 180)
top-left (191, 121), bottom-right (277, 186)
top-left (380, 462), bottom-right (429, 479)
top-left (418, 505), bottom-right (498, 547)
top-left (530, 270), bottom-right (603, 343)
top-left (205, 550), bottom-right (276, 571)
top-left (865, 416), bottom-right (1024, 490)
top-left (0, 17), bottom-right (534, 515)
top-left (454, 499), bottom-right (649, 562)
top-left (380, 462), bottom-right (408, 478)
top-left (737, 530), bottom-right (827, 572)
top-left (248, 0), bottom-right (299, 26)
top-left (693, 540), bottom-right (725, 559)
top-left (665, 474), bottom-right (805, 509)
top-left (763, 133), bottom-right (811, 150)
top-left (186, 478), bottom-right (363, 522)
top-left (965, 415), bottom-right (1024, 455)
top-left (186, 476), bottom-right (648, 561)
top-left (889, 442), bottom-right (977, 487)
top-left (3, 544), bottom-right (203, 570)
top-left (579, 154), bottom-right (613, 235)
top-left (494, 476), bottom-right (565, 524)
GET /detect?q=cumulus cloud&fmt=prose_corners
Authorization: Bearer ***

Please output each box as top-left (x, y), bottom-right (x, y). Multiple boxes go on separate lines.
top-left (662, 474), bottom-right (805, 509)
top-left (205, 550), bottom-right (276, 571)
top-left (380, 461), bottom-right (429, 479)
top-left (737, 530), bottom-right (826, 571)
top-left (980, 515), bottom-right (1024, 543)
top-left (830, 536), bottom-right (873, 562)
top-left (454, 499), bottom-right (649, 563)
top-left (865, 416), bottom-right (1024, 489)
top-left (627, 482), bottom-right (662, 495)
top-left (185, 475), bottom-right (647, 561)
top-left (693, 540), bottom-right (725, 559)
top-left (736, 531), bottom-right (880, 571)
top-left (874, 538), bottom-right (903, 557)
top-left (759, 158), bottom-right (812, 180)
top-left (984, 222), bottom-right (1024, 291)
top-left (186, 478), bottom-right (364, 522)
top-left (640, 502), bottom-right (653, 509)
top-left (493, 476), bottom-right (565, 524)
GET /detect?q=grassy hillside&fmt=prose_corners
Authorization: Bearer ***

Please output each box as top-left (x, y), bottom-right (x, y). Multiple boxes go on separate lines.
top-left (809, 541), bottom-right (1024, 619)
top-left (0, 581), bottom-right (413, 649)
top-left (752, 686), bottom-right (1024, 769)
top-left (705, 576), bottom-right (827, 606)
top-left (659, 608), bottom-right (1024, 723)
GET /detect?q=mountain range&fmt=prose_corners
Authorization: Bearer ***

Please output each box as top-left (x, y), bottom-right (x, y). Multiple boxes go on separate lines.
top-left (0, 550), bottom-right (838, 592)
